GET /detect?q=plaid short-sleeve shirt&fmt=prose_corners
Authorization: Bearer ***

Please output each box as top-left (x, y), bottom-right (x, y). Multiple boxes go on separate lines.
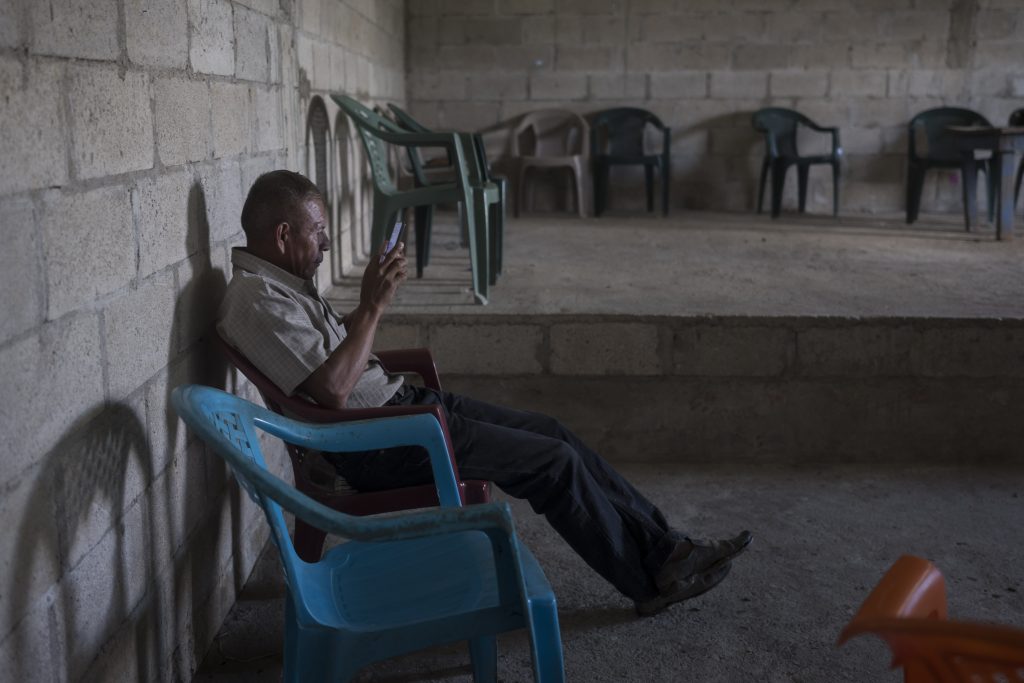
top-left (216, 248), bottom-right (402, 408)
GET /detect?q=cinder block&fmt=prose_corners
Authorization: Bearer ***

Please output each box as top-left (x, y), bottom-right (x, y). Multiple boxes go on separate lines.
top-left (732, 44), bottom-right (791, 71)
top-left (31, 0), bottom-right (118, 60)
top-left (581, 15), bottom-right (625, 44)
top-left (770, 69), bottom-right (829, 98)
top-left (557, 0), bottom-right (623, 14)
top-left (104, 270), bottom-right (177, 399)
top-left (797, 325), bottom-right (917, 377)
top-left (136, 169), bottom-right (194, 279)
top-left (851, 43), bottom-right (907, 68)
top-left (430, 323), bottom-right (543, 375)
top-left (412, 70), bottom-right (468, 101)
top-left (1013, 77), bottom-right (1024, 98)
top-left (703, 11), bottom-right (764, 42)
top-left (789, 43), bottom-right (852, 69)
top-left (438, 101), bottom-right (501, 132)
top-left (254, 87), bottom-right (284, 152)
top-left (556, 45), bottom-right (623, 71)
top-left (709, 70), bottom-right (767, 99)
top-left (439, 0), bottom-right (497, 15)
top-left (438, 45), bottom-right (495, 71)
top-left (69, 65), bottom-right (154, 180)
top-left (673, 324), bottom-right (793, 376)
top-left (0, 579), bottom-right (60, 683)
top-left (764, 12), bottom-right (820, 43)
top-left (0, 0), bottom-right (22, 48)
top-left (466, 73), bottom-right (526, 100)
top-left (0, 197), bottom-right (40, 343)
top-left (211, 82), bottom-right (251, 159)
top-left (464, 18), bottom-right (523, 45)
top-left (42, 186), bottom-right (134, 318)
top-left (976, 10), bottom-right (1018, 40)
top-left (651, 71), bottom-right (707, 99)
top-left (234, 5), bottom-right (271, 82)
top-left (0, 314), bottom-right (104, 486)
top-left (636, 14), bottom-right (701, 43)
top-left (530, 72), bottom-right (587, 100)
top-left (189, 0), bottom-right (235, 76)
top-left (155, 77), bottom-right (210, 167)
top-left (498, 0), bottom-right (555, 13)
top-left (589, 73), bottom-right (647, 100)
top-left (374, 322), bottom-right (424, 352)
top-left (0, 464), bottom-right (61, 641)
top-left (494, 44), bottom-right (555, 70)
top-left (126, 0), bottom-right (188, 68)
top-left (196, 160), bottom-right (244, 244)
top-left (550, 323), bottom-right (660, 376)
top-left (235, 0), bottom-right (277, 14)
top-left (0, 58), bottom-right (67, 194)
top-left (913, 326), bottom-right (1024, 378)
top-left (882, 10), bottom-right (949, 41)
top-left (829, 69), bottom-right (887, 97)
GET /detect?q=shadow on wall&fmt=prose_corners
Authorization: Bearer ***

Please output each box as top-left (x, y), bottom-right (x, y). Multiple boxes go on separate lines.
top-left (5, 180), bottom-right (238, 681)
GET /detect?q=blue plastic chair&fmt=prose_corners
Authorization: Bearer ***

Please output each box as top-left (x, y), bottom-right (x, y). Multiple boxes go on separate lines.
top-left (172, 385), bottom-right (564, 682)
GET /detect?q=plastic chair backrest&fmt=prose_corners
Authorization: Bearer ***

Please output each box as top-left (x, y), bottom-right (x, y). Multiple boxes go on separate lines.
top-left (1010, 109), bottom-right (1024, 128)
top-left (591, 107), bottom-right (664, 158)
top-left (171, 385), bottom-right (465, 624)
top-left (335, 94), bottom-right (404, 192)
top-left (513, 110), bottom-right (588, 157)
top-left (752, 107), bottom-right (812, 158)
top-left (909, 107), bottom-right (992, 163)
top-left (838, 555), bottom-right (1024, 682)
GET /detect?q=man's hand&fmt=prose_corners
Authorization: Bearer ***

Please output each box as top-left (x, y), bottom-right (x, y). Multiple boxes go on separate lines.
top-left (360, 239), bottom-right (408, 313)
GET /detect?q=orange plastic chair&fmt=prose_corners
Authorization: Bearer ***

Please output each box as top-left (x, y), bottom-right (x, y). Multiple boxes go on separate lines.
top-left (216, 333), bottom-right (492, 562)
top-left (838, 555), bottom-right (1024, 682)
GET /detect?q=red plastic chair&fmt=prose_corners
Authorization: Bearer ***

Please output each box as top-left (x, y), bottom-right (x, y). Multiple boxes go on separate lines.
top-left (838, 555), bottom-right (1024, 682)
top-left (216, 334), bottom-right (492, 562)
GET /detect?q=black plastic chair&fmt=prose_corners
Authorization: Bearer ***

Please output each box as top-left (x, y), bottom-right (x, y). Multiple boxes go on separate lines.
top-left (589, 108), bottom-right (671, 216)
top-left (752, 108), bottom-right (842, 219)
top-left (906, 107), bottom-right (995, 225)
top-left (1011, 108), bottom-right (1024, 210)
top-left (387, 103), bottom-right (505, 283)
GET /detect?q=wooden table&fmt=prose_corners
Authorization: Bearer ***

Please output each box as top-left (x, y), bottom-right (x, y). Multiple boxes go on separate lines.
top-left (948, 126), bottom-right (1024, 240)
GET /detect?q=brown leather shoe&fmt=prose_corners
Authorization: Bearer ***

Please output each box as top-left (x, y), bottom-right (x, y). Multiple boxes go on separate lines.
top-left (635, 562), bottom-right (733, 617)
top-left (655, 531), bottom-right (753, 593)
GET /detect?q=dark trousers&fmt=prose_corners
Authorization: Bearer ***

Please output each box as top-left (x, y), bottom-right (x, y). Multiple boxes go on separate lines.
top-left (332, 385), bottom-right (680, 601)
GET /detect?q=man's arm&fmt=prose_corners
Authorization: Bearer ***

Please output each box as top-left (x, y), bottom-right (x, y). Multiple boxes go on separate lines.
top-left (299, 241), bottom-right (407, 409)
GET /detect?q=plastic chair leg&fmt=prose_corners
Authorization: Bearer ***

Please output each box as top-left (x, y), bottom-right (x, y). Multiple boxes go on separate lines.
top-left (797, 163), bottom-right (810, 212)
top-left (984, 160), bottom-right (997, 223)
top-left (906, 163), bottom-right (926, 224)
top-left (961, 158), bottom-right (979, 231)
top-left (572, 161), bottom-right (587, 218)
top-left (468, 635), bottom-right (498, 683)
top-left (832, 161), bottom-right (840, 216)
top-left (644, 164), bottom-right (655, 212)
top-left (769, 160), bottom-right (787, 219)
top-left (464, 186), bottom-right (489, 304)
top-left (661, 159), bottom-right (670, 216)
top-left (528, 598), bottom-right (566, 682)
top-left (594, 162), bottom-right (608, 216)
top-left (756, 158), bottom-right (770, 214)
top-left (1015, 158), bottom-right (1024, 208)
top-left (414, 205), bottom-right (430, 278)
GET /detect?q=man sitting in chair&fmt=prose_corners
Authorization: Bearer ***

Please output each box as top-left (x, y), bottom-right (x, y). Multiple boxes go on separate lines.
top-left (217, 169), bottom-right (752, 617)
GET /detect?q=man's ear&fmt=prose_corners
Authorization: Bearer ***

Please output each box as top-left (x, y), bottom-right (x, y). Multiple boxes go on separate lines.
top-left (273, 221), bottom-right (290, 254)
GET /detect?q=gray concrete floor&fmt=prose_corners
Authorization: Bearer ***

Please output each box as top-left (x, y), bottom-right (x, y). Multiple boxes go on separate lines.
top-left (194, 464), bottom-right (1024, 682)
top-left (328, 210), bottom-right (1024, 318)
top-left (196, 210), bottom-right (1024, 681)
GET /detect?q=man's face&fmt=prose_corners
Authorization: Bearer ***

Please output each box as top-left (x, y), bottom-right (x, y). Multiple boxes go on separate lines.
top-left (285, 196), bottom-right (330, 279)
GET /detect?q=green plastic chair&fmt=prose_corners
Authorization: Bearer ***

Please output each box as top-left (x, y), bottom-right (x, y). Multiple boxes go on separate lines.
top-left (590, 107), bottom-right (671, 216)
top-left (752, 107), bottom-right (842, 219)
top-left (172, 384), bottom-right (565, 682)
top-left (906, 107), bottom-right (995, 226)
top-left (332, 94), bottom-right (492, 304)
top-left (386, 103), bottom-right (505, 284)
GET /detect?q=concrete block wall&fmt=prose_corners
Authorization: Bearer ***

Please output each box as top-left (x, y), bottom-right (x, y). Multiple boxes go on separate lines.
top-left (376, 314), bottom-right (1024, 464)
top-left (406, 0), bottom-right (1024, 215)
top-left (0, 0), bottom-right (403, 680)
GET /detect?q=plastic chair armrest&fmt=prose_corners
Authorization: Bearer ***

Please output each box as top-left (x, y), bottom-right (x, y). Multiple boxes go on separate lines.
top-left (662, 125), bottom-right (672, 157)
top-left (375, 348), bottom-right (442, 390)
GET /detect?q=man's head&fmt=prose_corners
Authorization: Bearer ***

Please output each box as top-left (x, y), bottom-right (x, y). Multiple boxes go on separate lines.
top-left (240, 170), bottom-right (329, 279)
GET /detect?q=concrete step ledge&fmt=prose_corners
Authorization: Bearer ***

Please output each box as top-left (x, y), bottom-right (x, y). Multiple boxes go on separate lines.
top-left (374, 314), bottom-right (1024, 464)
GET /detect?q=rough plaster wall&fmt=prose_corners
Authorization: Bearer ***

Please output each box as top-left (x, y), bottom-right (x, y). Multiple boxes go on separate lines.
top-left (0, 0), bottom-right (403, 680)
top-left (406, 0), bottom-right (1024, 215)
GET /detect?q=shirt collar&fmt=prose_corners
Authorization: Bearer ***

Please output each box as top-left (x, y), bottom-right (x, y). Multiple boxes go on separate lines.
top-left (231, 247), bottom-right (315, 294)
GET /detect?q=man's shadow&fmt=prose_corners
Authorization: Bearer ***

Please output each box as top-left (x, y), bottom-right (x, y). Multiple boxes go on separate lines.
top-left (160, 180), bottom-right (233, 674)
